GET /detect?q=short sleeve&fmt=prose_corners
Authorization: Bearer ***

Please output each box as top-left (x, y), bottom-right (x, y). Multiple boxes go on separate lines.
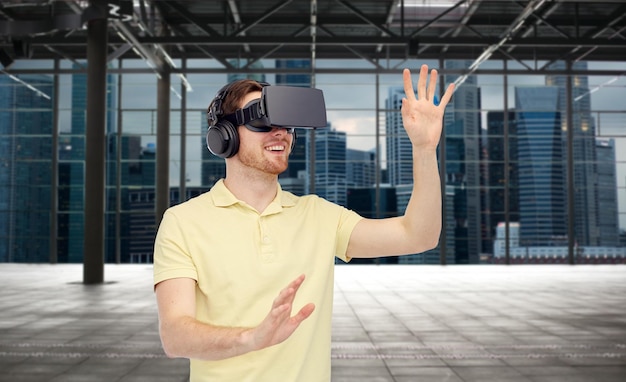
top-left (334, 207), bottom-right (363, 263)
top-left (153, 209), bottom-right (199, 287)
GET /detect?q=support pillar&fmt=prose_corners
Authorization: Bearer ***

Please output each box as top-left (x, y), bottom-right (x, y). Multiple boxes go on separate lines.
top-left (83, 3), bottom-right (107, 284)
top-left (155, 69), bottom-right (170, 226)
top-left (50, 59), bottom-right (59, 264)
top-left (566, 60), bottom-right (576, 265)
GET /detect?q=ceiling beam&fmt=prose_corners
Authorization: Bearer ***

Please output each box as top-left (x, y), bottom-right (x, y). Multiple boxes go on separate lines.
top-left (539, 3), bottom-right (626, 69)
top-left (229, 0), bottom-right (294, 37)
top-left (439, 0), bottom-right (482, 54)
top-left (454, 0), bottom-right (549, 88)
top-left (17, 34), bottom-right (626, 51)
top-left (334, 0), bottom-right (398, 38)
top-left (160, 0), bottom-right (221, 36)
top-left (408, 0), bottom-right (468, 39)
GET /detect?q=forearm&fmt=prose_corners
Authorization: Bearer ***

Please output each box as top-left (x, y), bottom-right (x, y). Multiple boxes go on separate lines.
top-left (402, 146), bottom-right (442, 250)
top-left (159, 315), bottom-right (256, 361)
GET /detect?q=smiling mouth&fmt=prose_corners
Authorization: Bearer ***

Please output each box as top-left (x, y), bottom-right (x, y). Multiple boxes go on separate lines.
top-left (265, 145), bottom-right (286, 152)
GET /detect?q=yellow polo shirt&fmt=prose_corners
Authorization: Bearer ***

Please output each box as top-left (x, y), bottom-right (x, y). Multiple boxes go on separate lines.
top-left (154, 179), bottom-right (362, 382)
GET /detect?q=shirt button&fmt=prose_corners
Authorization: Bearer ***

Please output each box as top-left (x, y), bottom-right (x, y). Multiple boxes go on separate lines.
top-left (263, 236), bottom-right (270, 243)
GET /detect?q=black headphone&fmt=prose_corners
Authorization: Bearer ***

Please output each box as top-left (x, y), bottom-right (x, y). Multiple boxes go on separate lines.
top-left (206, 82), bottom-right (240, 158)
top-left (206, 81), bottom-right (297, 158)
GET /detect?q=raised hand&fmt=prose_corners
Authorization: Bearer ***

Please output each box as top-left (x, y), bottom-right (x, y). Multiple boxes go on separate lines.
top-left (401, 64), bottom-right (455, 151)
top-left (247, 274), bottom-right (315, 351)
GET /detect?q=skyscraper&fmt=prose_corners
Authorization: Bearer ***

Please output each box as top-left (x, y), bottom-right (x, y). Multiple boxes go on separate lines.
top-left (546, 61), bottom-right (600, 246)
top-left (346, 148), bottom-right (376, 188)
top-left (486, 111), bottom-right (519, 252)
top-left (105, 135), bottom-right (156, 262)
top-left (595, 138), bottom-right (620, 246)
top-left (309, 127), bottom-right (347, 206)
top-left (515, 86), bottom-right (567, 246)
top-left (443, 60), bottom-right (482, 264)
top-left (385, 86), bottom-right (413, 187)
top-left (0, 74), bottom-right (53, 262)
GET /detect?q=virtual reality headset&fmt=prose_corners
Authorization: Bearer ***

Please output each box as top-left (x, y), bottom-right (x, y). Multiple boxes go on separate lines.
top-left (222, 85), bottom-right (328, 132)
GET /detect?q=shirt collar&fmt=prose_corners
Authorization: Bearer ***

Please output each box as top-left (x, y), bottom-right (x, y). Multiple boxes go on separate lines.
top-left (211, 179), bottom-right (297, 211)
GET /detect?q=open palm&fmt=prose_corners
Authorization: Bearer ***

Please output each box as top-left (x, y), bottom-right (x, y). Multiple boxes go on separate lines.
top-left (401, 65), bottom-right (455, 151)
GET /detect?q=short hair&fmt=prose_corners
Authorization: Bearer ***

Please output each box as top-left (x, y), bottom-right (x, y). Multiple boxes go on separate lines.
top-left (212, 79), bottom-right (264, 124)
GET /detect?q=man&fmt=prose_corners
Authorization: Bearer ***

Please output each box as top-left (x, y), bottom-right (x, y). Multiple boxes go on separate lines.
top-left (154, 65), bottom-right (454, 381)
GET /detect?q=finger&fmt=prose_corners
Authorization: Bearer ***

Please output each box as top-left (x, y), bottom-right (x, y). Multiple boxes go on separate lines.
top-left (272, 287), bottom-right (293, 310)
top-left (438, 83), bottom-right (456, 108)
top-left (273, 274), bottom-right (306, 307)
top-left (289, 274), bottom-right (306, 288)
top-left (402, 68), bottom-right (416, 100)
top-left (271, 303), bottom-right (290, 319)
top-left (284, 274), bottom-right (305, 299)
top-left (427, 68), bottom-right (438, 102)
top-left (292, 303), bottom-right (315, 323)
top-left (417, 64), bottom-right (428, 100)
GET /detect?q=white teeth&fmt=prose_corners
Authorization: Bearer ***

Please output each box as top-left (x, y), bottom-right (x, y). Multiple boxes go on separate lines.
top-left (265, 145), bottom-right (285, 151)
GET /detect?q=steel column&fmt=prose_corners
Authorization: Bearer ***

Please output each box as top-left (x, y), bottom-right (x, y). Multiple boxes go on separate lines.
top-left (83, 5), bottom-right (107, 284)
top-left (179, 59), bottom-right (187, 203)
top-left (155, 68), bottom-right (171, 225)
top-left (503, 60), bottom-right (511, 265)
top-left (566, 60), bottom-right (575, 265)
top-left (49, 58), bottom-right (59, 264)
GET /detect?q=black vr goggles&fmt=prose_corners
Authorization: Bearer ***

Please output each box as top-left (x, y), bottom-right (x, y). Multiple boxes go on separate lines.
top-left (221, 85), bottom-right (328, 132)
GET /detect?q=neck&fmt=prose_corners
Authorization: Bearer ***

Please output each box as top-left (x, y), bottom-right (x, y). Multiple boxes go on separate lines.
top-left (223, 167), bottom-right (278, 213)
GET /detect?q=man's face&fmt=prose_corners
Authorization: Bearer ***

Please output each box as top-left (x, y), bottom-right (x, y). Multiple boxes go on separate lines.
top-left (235, 90), bottom-right (294, 175)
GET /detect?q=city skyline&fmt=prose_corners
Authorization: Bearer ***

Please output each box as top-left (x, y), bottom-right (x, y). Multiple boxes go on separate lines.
top-left (1, 59), bottom-right (625, 263)
top-left (9, 59), bottom-right (622, 214)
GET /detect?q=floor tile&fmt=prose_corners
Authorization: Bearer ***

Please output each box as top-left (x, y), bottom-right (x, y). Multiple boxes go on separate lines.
top-left (0, 264), bottom-right (624, 381)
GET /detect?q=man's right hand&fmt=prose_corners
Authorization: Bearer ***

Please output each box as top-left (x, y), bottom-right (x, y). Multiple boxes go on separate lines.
top-left (244, 274), bottom-right (316, 352)
top-left (156, 274), bottom-right (315, 360)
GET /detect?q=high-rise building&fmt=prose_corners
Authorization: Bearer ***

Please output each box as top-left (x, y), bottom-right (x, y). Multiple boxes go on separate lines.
top-left (385, 86), bottom-right (413, 187)
top-left (485, 111), bottom-right (519, 252)
top-left (105, 135), bottom-right (156, 262)
top-left (595, 138), bottom-right (620, 246)
top-left (308, 127), bottom-right (347, 206)
top-left (443, 60), bottom-right (482, 264)
top-left (346, 148), bottom-right (376, 188)
top-left (0, 74), bottom-right (53, 262)
top-left (347, 186), bottom-right (396, 220)
top-left (515, 86), bottom-right (567, 246)
top-left (546, 61), bottom-right (600, 246)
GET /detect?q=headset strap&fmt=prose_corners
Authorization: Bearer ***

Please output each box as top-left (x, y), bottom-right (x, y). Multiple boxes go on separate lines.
top-left (223, 101), bottom-right (264, 126)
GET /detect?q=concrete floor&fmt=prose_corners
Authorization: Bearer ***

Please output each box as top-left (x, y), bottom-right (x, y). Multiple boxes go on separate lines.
top-left (0, 264), bottom-right (624, 382)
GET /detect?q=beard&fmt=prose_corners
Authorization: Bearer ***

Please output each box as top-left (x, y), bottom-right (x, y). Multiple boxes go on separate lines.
top-left (237, 145), bottom-right (290, 175)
